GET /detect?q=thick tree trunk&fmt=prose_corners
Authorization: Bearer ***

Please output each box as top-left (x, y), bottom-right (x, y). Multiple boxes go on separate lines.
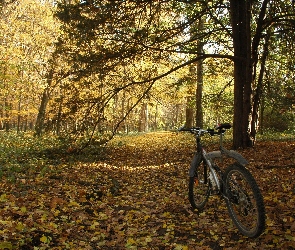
top-left (230, 0), bottom-right (253, 149)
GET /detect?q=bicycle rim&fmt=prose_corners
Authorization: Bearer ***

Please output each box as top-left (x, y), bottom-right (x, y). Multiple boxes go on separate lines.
top-left (189, 161), bottom-right (210, 210)
top-left (224, 163), bottom-right (265, 238)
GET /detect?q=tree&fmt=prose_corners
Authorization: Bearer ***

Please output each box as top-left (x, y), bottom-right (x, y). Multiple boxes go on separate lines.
top-left (0, 0), bottom-right (61, 133)
top-left (230, 0), bottom-right (253, 148)
top-left (248, 0), bottom-right (295, 143)
top-left (196, 18), bottom-right (204, 128)
top-left (54, 1), bottom-right (234, 136)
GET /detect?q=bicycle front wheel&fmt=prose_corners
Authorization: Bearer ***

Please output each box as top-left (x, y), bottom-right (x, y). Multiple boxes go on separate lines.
top-left (189, 159), bottom-right (210, 210)
top-left (224, 163), bottom-right (265, 238)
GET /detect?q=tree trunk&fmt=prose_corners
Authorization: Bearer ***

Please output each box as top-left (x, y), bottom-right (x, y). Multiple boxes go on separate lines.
top-left (0, 103), bottom-right (3, 130)
top-left (4, 99), bottom-right (10, 132)
top-left (185, 96), bottom-right (194, 128)
top-left (196, 20), bottom-right (204, 128)
top-left (251, 31), bottom-right (270, 140)
top-left (35, 88), bottom-right (50, 136)
top-left (17, 99), bottom-right (21, 133)
top-left (138, 102), bottom-right (148, 132)
top-left (35, 69), bottom-right (54, 136)
top-left (230, 0), bottom-right (253, 149)
top-left (56, 96), bottom-right (63, 136)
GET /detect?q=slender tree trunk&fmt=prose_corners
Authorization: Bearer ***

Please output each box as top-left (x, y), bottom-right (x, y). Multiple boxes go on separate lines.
top-left (17, 99), bottom-right (21, 133)
top-left (56, 96), bottom-right (63, 136)
top-left (242, 0), bottom-right (253, 147)
top-left (196, 18), bottom-right (204, 128)
top-left (251, 32), bottom-right (270, 140)
top-left (4, 99), bottom-right (10, 132)
top-left (175, 103), bottom-right (180, 128)
top-left (0, 102), bottom-right (3, 130)
top-left (154, 103), bottom-right (158, 131)
top-left (35, 69), bottom-right (54, 136)
top-left (121, 91), bottom-right (126, 132)
top-left (35, 88), bottom-right (50, 136)
top-left (138, 102), bottom-right (148, 132)
top-left (185, 96), bottom-right (194, 128)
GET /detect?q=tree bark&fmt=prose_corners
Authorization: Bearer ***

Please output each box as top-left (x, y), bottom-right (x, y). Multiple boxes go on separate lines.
top-left (185, 96), bottom-right (194, 128)
top-left (138, 102), bottom-right (148, 132)
top-left (196, 18), bottom-right (204, 128)
top-left (230, 0), bottom-right (253, 149)
top-left (251, 31), bottom-right (270, 140)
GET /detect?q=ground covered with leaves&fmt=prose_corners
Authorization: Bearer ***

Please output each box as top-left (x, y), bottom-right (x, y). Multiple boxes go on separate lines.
top-left (0, 131), bottom-right (294, 249)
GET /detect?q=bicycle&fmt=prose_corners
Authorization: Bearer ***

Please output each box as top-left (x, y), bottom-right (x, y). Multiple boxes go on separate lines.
top-left (179, 123), bottom-right (265, 238)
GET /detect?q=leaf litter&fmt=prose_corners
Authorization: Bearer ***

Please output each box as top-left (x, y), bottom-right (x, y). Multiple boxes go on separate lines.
top-left (0, 132), bottom-right (294, 249)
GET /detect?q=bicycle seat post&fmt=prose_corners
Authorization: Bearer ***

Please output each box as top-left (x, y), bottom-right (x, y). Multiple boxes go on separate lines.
top-left (219, 130), bottom-right (224, 150)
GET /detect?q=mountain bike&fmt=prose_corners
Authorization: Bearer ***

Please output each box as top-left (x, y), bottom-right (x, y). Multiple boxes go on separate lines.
top-left (179, 123), bottom-right (265, 238)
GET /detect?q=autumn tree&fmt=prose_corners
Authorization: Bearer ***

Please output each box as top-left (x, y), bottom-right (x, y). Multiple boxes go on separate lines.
top-left (0, 0), bottom-right (61, 133)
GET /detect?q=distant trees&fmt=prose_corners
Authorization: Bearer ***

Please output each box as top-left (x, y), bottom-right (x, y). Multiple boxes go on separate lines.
top-left (0, 0), bottom-right (58, 132)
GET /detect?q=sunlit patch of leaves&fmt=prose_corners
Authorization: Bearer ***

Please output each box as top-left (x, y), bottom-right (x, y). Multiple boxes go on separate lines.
top-left (0, 131), bottom-right (294, 249)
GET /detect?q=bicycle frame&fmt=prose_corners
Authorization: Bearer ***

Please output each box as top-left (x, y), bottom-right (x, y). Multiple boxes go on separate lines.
top-left (188, 130), bottom-right (248, 192)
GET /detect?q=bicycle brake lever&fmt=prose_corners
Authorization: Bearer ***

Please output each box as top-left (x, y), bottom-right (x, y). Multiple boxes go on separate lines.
top-left (178, 126), bottom-right (185, 131)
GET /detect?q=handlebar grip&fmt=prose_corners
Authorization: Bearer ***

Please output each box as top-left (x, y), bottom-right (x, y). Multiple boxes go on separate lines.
top-left (178, 126), bottom-right (192, 132)
top-left (178, 126), bottom-right (200, 132)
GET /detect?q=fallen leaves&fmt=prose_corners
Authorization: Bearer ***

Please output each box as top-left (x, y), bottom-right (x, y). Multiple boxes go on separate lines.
top-left (0, 132), bottom-right (294, 249)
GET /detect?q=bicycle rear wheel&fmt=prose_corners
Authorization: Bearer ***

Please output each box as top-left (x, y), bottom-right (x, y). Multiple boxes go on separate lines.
top-left (224, 163), bottom-right (265, 238)
top-left (189, 159), bottom-right (210, 210)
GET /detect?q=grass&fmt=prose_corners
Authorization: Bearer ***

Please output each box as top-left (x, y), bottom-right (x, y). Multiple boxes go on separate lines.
top-left (256, 129), bottom-right (295, 141)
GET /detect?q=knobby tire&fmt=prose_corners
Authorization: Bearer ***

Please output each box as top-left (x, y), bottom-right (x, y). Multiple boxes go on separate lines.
top-left (224, 163), bottom-right (265, 238)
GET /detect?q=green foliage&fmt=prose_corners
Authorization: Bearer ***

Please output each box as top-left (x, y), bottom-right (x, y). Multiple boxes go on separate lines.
top-left (257, 128), bottom-right (295, 141)
top-left (0, 132), bottom-right (68, 180)
top-left (262, 108), bottom-right (294, 132)
top-left (0, 130), bottom-right (113, 182)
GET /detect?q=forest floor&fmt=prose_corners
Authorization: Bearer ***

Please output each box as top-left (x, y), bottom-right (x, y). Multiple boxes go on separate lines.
top-left (0, 131), bottom-right (295, 249)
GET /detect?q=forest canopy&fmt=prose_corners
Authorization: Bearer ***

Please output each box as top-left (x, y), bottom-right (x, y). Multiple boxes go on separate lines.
top-left (0, 0), bottom-right (294, 148)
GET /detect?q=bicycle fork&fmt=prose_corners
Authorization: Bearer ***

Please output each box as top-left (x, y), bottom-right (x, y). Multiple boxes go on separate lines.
top-left (202, 149), bottom-right (221, 193)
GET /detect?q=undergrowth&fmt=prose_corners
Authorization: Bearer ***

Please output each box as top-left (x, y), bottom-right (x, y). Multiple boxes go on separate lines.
top-left (0, 129), bottom-right (293, 181)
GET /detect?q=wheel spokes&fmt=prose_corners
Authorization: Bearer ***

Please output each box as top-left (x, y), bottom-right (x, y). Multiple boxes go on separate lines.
top-left (228, 172), bottom-right (259, 232)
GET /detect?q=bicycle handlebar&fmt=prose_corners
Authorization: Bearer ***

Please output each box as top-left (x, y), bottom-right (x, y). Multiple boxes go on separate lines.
top-left (178, 127), bottom-right (216, 135)
top-left (178, 123), bottom-right (231, 136)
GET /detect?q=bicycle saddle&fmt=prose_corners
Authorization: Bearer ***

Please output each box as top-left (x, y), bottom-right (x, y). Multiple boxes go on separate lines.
top-left (216, 123), bottom-right (232, 130)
